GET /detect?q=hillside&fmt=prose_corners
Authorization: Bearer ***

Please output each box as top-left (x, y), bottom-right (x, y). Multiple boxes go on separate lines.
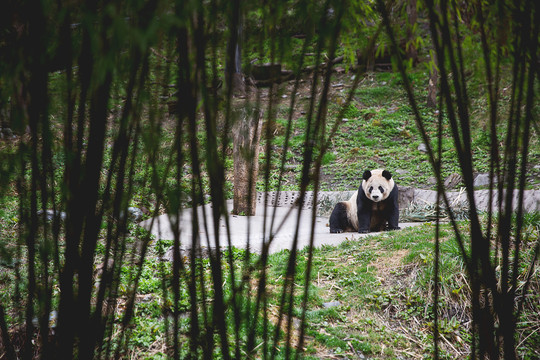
top-left (252, 69), bottom-right (539, 194)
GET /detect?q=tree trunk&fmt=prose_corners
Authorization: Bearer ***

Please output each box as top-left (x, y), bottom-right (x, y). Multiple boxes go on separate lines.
top-left (232, 105), bottom-right (262, 216)
top-left (226, 3), bottom-right (246, 97)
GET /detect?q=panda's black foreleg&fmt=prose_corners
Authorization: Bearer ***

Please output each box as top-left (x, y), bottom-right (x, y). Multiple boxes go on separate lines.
top-left (329, 202), bottom-right (349, 233)
top-left (356, 187), bottom-right (372, 233)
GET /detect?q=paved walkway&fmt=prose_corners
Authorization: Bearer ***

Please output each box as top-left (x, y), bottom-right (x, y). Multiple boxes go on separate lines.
top-left (140, 187), bottom-right (539, 256)
top-left (139, 200), bottom-right (423, 255)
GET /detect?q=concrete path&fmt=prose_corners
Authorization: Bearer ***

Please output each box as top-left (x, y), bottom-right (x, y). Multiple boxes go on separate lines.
top-left (139, 187), bottom-right (539, 256)
top-left (139, 200), bottom-right (423, 255)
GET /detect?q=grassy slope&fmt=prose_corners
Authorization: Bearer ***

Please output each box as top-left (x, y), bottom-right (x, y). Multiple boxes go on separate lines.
top-left (272, 216), bottom-right (540, 359)
top-left (263, 70), bottom-right (539, 192)
top-left (277, 223), bottom-right (471, 359)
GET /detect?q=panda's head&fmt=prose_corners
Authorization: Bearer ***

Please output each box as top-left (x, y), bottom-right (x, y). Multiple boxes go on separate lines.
top-left (362, 169), bottom-right (394, 202)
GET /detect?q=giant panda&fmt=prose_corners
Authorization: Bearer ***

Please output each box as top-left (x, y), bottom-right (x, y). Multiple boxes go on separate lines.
top-left (329, 169), bottom-right (400, 233)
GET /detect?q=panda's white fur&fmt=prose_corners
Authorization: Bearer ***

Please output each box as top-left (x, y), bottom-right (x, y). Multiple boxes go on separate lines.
top-left (344, 191), bottom-right (359, 230)
top-left (329, 169), bottom-right (399, 233)
top-left (362, 169), bottom-right (395, 203)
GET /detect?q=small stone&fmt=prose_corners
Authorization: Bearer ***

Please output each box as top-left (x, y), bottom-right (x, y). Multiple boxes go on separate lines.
top-left (341, 118), bottom-right (349, 122)
top-left (127, 206), bottom-right (144, 222)
top-left (417, 143), bottom-right (428, 153)
top-left (395, 169), bottom-right (409, 175)
top-left (322, 301), bottom-right (341, 308)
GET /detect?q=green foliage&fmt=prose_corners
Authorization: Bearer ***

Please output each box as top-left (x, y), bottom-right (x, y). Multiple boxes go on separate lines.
top-left (342, 103), bottom-right (362, 119)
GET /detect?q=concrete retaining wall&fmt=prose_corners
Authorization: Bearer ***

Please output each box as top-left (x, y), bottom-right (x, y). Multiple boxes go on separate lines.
top-left (257, 187), bottom-right (540, 217)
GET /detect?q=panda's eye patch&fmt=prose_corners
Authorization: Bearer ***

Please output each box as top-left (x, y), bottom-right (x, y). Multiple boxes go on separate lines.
top-left (369, 186), bottom-right (373, 193)
top-left (379, 186), bottom-right (384, 193)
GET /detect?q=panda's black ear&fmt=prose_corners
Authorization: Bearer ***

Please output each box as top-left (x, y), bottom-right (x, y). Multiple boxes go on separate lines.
top-left (362, 170), bottom-right (372, 181)
top-left (382, 170), bottom-right (392, 180)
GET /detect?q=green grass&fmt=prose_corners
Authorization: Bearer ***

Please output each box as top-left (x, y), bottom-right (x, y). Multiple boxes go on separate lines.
top-left (273, 223), bottom-right (471, 359)
top-left (74, 222), bottom-right (469, 359)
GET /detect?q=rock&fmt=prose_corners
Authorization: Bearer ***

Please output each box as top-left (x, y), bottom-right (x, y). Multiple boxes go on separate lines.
top-left (120, 207), bottom-right (144, 222)
top-left (398, 186), bottom-right (415, 209)
top-left (444, 173), bottom-right (462, 189)
top-left (413, 189), bottom-right (439, 204)
top-left (409, 188), bottom-right (540, 213)
top-left (395, 169), bottom-right (409, 175)
top-left (417, 143), bottom-right (428, 153)
top-left (127, 207), bottom-right (144, 222)
top-left (474, 173), bottom-right (496, 187)
top-left (322, 301), bottom-right (341, 308)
